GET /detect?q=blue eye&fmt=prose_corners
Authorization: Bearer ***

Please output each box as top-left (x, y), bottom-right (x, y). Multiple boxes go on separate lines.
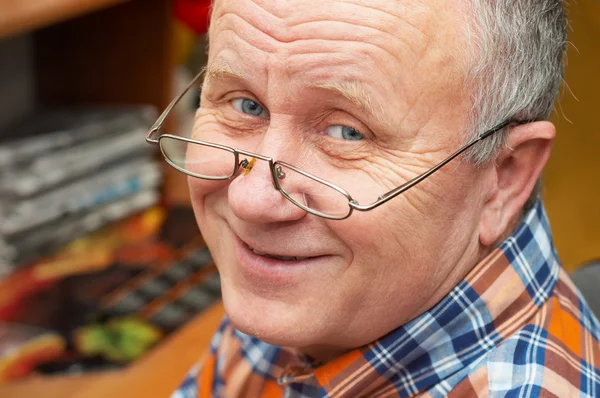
top-left (326, 125), bottom-right (365, 141)
top-left (232, 98), bottom-right (269, 118)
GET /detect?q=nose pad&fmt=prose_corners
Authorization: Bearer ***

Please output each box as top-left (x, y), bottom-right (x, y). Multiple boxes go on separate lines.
top-left (275, 165), bottom-right (286, 180)
top-left (269, 165), bottom-right (308, 207)
top-left (238, 157), bottom-right (279, 190)
top-left (240, 157), bottom-right (257, 176)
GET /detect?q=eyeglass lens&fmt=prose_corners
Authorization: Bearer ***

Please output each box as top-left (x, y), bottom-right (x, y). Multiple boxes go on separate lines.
top-left (159, 135), bottom-right (350, 218)
top-left (160, 136), bottom-right (237, 179)
top-left (275, 164), bottom-right (350, 218)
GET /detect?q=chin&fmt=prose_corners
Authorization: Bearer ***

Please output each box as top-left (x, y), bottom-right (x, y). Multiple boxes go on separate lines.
top-left (220, 280), bottom-right (326, 348)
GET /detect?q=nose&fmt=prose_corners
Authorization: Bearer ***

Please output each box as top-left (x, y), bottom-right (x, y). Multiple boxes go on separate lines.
top-left (228, 156), bottom-right (308, 224)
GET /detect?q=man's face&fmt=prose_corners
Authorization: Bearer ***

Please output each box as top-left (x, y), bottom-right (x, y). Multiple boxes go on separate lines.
top-left (189, 0), bottom-right (488, 357)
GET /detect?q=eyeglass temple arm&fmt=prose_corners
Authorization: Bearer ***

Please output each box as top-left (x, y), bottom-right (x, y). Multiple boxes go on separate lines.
top-left (146, 68), bottom-right (206, 144)
top-left (350, 120), bottom-right (513, 212)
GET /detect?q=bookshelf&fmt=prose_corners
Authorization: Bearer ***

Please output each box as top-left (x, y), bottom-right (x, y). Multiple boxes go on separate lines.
top-left (1, 0), bottom-right (181, 205)
top-left (31, 0), bottom-right (190, 206)
top-left (0, 0), bottom-right (177, 267)
top-left (0, 0), bottom-right (212, 396)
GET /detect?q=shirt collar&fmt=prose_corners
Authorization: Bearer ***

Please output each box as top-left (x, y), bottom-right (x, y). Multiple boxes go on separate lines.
top-left (278, 200), bottom-right (561, 396)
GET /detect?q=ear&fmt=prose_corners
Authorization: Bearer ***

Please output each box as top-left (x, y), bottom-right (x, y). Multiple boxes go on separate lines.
top-left (479, 121), bottom-right (556, 246)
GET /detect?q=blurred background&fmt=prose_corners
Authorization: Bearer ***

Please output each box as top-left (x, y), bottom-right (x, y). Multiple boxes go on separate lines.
top-left (0, 0), bottom-right (597, 397)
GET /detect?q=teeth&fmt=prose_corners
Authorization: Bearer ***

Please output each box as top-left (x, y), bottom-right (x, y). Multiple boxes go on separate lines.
top-left (251, 247), bottom-right (308, 261)
top-left (273, 255), bottom-right (296, 261)
top-left (252, 248), bottom-right (267, 256)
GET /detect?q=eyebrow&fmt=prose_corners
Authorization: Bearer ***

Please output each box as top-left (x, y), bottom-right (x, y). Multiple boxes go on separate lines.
top-left (311, 81), bottom-right (385, 124)
top-left (205, 64), bottom-right (245, 81)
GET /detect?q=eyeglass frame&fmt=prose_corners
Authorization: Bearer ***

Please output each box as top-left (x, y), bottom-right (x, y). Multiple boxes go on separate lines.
top-left (147, 69), bottom-right (518, 220)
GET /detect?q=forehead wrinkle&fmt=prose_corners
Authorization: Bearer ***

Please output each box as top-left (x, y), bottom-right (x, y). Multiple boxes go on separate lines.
top-left (312, 81), bottom-right (386, 125)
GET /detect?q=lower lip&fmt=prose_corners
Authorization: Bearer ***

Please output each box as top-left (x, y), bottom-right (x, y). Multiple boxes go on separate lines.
top-left (233, 235), bottom-right (327, 281)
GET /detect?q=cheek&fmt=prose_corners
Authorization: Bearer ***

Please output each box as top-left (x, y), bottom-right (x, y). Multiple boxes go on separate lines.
top-left (323, 209), bottom-right (442, 331)
top-left (331, 178), bottom-right (474, 274)
top-left (187, 176), bottom-right (230, 218)
top-left (335, 205), bottom-right (421, 262)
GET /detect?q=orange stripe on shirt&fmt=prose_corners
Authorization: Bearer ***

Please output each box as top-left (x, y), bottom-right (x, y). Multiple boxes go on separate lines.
top-left (198, 354), bottom-right (216, 397)
top-left (260, 380), bottom-right (283, 398)
top-left (548, 297), bottom-right (582, 357)
top-left (314, 349), bottom-right (363, 387)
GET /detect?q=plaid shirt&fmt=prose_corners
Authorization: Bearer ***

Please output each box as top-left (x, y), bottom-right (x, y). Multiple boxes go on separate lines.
top-left (172, 201), bottom-right (600, 397)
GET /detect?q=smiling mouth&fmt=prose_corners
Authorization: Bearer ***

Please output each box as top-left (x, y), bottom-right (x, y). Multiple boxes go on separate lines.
top-left (248, 246), bottom-right (310, 262)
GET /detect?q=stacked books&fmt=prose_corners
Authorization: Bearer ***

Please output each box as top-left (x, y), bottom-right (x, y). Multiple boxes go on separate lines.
top-left (0, 106), bottom-right (162, 274)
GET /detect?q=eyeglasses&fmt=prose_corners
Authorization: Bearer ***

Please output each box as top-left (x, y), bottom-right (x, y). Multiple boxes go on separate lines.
top-left (146, 70), bottom-right (514, 220)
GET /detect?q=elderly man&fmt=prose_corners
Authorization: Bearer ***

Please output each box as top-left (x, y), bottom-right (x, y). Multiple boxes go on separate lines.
top-left (148, 0), bottom-right (600, 396)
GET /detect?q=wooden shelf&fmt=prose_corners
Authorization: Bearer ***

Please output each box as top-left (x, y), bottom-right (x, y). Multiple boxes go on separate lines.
top-left (0, 0), bottom-right (197, 394)
top-left (0, 0), bottom-right (130, 38)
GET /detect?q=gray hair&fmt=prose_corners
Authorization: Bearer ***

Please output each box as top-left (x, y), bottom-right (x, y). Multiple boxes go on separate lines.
top-left (463, 0), bottom-right (568, 211)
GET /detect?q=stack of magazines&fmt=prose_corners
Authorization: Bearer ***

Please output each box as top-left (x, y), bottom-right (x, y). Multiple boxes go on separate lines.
top-left (0, 106), bottom-right (162, 273)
